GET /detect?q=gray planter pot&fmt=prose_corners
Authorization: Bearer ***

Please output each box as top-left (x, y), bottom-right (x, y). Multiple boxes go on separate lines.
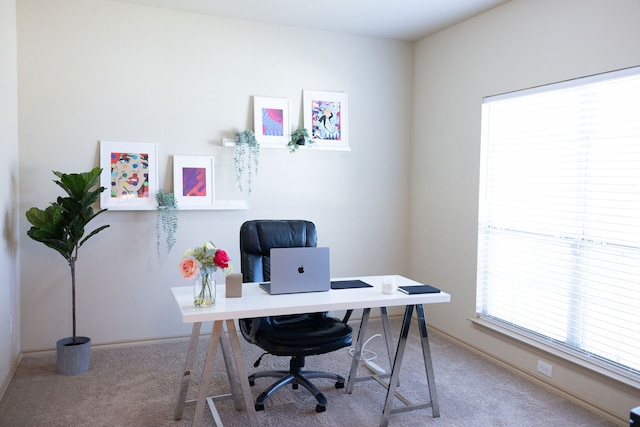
top-left (56, 336), bottom-right (91, 375)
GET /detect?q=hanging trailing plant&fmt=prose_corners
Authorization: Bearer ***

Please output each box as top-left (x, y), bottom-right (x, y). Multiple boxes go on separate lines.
top-left (287, 127), bottom-right (314, 153)
top-left (234, 129), bottom-right (260, 194)
top-left (156, 189), bottom-right (178, 254)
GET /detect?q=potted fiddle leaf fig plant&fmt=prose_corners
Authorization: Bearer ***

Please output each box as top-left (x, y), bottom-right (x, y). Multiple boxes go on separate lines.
top-left (25, 167), bottom-right (110, 375)
top-left (287, 126), bottom-right (314, 153)
top-left (234, 129), bottom-right (260, 193)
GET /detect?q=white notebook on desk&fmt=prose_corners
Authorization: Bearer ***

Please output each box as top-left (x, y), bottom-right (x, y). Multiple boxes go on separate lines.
top-left (259, 247), bottom-right (331, 295)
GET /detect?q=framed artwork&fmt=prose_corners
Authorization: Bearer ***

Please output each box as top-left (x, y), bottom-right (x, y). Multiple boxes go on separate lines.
top-left (99, 141), bottom-right (158, 210)
top-left (173, 155), bottom-right (215, 209)
top-left (303, 90), bottom-right (349, 150)
top-left (253, 96), bottom-right (290, 146)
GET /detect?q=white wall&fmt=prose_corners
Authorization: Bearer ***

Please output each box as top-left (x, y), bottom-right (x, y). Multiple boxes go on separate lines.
top-left (0, 0), bottom-right (20, 396)
top-left (16, 0), bottom-right (413, 350)
top-left (410, 0), bottom-right (640, 423)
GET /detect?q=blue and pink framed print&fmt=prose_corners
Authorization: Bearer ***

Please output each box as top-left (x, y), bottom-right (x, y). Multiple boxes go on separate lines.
top-left (173, 155), bottom-right (215, 209)
top-left (253, 96), bottom-right (290, 147)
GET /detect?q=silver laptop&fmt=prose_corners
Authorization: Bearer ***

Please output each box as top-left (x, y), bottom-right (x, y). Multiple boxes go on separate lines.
top-left (259, 247), bottom-right (331, 295)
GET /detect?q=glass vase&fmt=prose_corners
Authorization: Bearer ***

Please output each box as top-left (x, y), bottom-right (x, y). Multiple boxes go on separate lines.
top-left (193, 273), bottom-right (215, 308)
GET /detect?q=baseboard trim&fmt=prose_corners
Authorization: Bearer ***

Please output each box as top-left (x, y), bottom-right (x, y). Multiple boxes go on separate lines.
top-left (20, 311), bottom-right (399, 358)
top-left (21, 334), bottom-right (197, 359)
top-left (0, 351), bottom-right (23, 403)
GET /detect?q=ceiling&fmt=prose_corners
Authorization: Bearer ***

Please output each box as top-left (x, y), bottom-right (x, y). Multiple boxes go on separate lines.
top-left (110, 0), bottom-right (510, 41)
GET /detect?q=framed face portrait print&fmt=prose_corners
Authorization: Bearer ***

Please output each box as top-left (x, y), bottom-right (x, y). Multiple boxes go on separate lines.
top-left (99, 141), bottom-right (158, 210)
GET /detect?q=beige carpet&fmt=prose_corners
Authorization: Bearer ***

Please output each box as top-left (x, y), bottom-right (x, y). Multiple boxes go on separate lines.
top-left (0, 317), bottom-right (619, 426)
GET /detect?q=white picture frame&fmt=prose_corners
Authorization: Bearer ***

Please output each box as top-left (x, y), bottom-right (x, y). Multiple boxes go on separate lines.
top-left (173, 155), bottom-right (215, 209)
top-left (303, 90), bottom-right (349, 150)
top-left (99, 140), bottom-right (158, 210)
top-left (253, 96), bottom-right (290, 146)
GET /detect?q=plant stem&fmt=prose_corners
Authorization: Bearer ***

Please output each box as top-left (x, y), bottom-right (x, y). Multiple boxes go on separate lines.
top-left (70, 246), bottom-right (78, 344)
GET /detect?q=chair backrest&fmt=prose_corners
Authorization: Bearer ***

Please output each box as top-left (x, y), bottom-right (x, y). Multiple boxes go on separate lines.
top-left (239, 220), bottom-right (317, 283)
top-left (239, 220), bottom-right (320, 343)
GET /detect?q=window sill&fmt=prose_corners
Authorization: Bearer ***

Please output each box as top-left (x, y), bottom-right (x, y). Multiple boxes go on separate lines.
top-left (469, 315), bottom-right (640, 390)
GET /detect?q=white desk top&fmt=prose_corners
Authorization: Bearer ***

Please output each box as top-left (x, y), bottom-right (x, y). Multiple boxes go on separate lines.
top-left (171, 275), bottom-right (451, 323)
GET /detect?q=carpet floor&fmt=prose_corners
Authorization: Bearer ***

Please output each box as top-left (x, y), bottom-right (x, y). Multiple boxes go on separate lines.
top-left (0, 317), bottom-right (619, 426)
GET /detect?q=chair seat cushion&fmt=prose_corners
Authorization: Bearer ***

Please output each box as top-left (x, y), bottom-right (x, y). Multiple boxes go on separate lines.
top-left (254, 315), bottom-right (353, 356)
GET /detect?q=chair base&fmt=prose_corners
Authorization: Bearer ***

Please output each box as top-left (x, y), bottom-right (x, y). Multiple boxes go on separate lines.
top-left (248, 356), bottom-right (345, 412)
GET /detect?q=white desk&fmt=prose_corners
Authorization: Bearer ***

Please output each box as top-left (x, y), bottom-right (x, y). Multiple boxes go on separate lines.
top-left (172, 275), bottom-right (451, 427)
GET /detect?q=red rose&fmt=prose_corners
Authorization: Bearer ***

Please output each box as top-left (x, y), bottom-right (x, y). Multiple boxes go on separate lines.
top-left (214, 249), bottom-right (230, 269)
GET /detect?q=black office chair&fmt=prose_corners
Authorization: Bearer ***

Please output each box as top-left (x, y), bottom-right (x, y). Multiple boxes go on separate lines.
top-left (238, 220), bottom-right (353, 412)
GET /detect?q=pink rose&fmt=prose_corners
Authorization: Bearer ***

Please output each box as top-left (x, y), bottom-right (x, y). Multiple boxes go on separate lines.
top-left (179, 257), bottom-right (199, 279)
top-left (214, 249), bottom-right (230, 269)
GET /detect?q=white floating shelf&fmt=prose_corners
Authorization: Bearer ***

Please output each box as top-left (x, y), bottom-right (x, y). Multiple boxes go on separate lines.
top-left (221, 138), bottom-right (350, 152)
top-left (172, 200), bottom-right (248, 211)
top-left (213, 200), bottom-right (248, 210)
top-left (107, 200), bottom-right (248, 211)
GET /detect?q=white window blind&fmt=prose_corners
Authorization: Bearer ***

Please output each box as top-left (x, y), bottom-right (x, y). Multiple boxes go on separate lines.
top-left (477, 66), bottom-right (640, 377)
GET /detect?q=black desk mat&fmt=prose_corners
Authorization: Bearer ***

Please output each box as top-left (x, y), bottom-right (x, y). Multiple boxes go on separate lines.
top-left (330, 280), bottom-right (373, 290)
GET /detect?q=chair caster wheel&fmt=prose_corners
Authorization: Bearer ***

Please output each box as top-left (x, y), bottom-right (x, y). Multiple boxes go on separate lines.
top-left (255, 403), bottom-right (265, 411)
top-left (315, 404), bottom-right (326, 413)
top-left (335, 381), bottom-right (345, 389)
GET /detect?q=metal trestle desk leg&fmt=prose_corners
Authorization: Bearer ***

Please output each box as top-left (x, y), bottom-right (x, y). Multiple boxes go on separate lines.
top-left (347, 305), bottom-right (440, 427)
top-left (174, 321), bottom-right (259, 427)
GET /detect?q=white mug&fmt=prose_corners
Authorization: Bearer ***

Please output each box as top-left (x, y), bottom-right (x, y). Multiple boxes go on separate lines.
top-left (381, 276), bottom-right (396, 294)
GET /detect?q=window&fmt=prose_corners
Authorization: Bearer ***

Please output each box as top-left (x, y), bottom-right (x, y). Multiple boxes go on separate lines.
top-left (477, 66), bottom-right (640, 379)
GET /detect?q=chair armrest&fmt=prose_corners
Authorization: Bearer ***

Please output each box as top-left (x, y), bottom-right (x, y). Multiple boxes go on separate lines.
top-left (271, 314), bottom-right (311, 325)
top-left (342, 309), bottom-right (354, 324)
top-left (239, 318), bottom-right (262, 342)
